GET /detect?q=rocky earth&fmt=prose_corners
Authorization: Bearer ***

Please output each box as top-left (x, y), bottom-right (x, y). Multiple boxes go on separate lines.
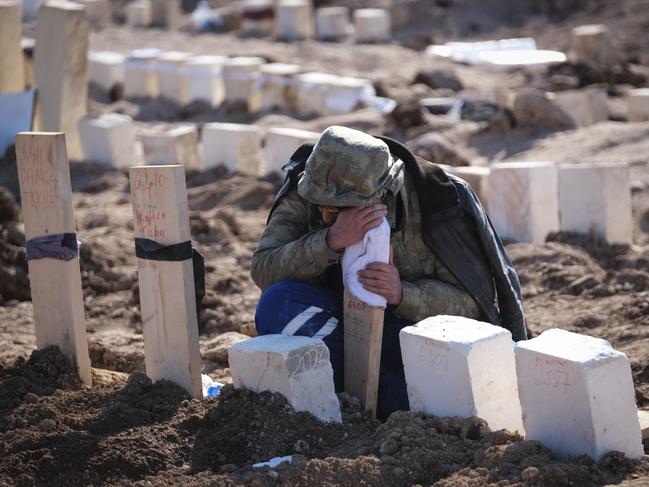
top-left (2, 0), bottom-right (649, 485)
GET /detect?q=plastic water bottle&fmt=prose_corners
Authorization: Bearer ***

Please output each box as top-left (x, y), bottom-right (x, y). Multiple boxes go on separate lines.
top-left (206, 383), bottom-right (223, 398)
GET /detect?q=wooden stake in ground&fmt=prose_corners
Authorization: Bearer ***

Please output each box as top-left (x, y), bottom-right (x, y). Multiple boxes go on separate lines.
top-left (33, 1), bottom-right (89, 160)
top-left (0, 1), bottom-right (25, 93)
top-left (129, 165), bottom-right (202, 398)
top-left (15, 132), bottom-right (91, 386)
top-left (343, 288), bottom-right (384, 416)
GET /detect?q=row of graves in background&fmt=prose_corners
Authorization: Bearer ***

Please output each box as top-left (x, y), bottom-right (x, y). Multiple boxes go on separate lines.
top-left (0, 0), bottom-right (391, 161)
top-left (15, 130), bottom-right (649, 467)
top-left (89, 48), bottom-right (379, 112)
top-left (129, 0), bottom-right (393, 44)
top-left (423, 24), bottom-right (649, 124)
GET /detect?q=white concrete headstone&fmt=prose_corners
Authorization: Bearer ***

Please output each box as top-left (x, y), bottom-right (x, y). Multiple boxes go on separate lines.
top-left (548, 89), bottom-right (608, 127)
top-left (157, 51), bottom-right (192, 105)
top-left (88, 51), bottom-right (125, 92)
top-left (141, 125), bottom-right (200, 168)
top-left (295, 72), bottom-right (338, 115)
top-left (263, 127), bottom-right (319, 175)
top-left (79, 113), bottom-right (137, 167)
top-left (627, 88), bottom-right (649, 123)
top-left (186, 55), bottom-right (226, 107)
top-left (201, 122), bottom-right (263, 175)
top-left (222, 56), bottom-right (265, 105)
top-left (276, 0), bottom-right (313, 41)
top-left (125, 48), bottom-right (162, 98)
top-left (487, 162), bottom-right (559, 244)
top-left (400, 315), bottom-right (524, 434)
top-left (571, 24), bottom-right (615, 69)
top-left (229, 334), bottom-right (342, 423)
top-left (516, 328), bottom-right (644, 460)
top-left (126, 0), bottom-right (152, 26)
top-left (558, 163), bottom-right (632, 244)
top-left (248, 63), bottom-right (301, 113)
top-left (315, 6), bottom-right (349, 41)
top-left (353, 8), bottom-right (391, 43)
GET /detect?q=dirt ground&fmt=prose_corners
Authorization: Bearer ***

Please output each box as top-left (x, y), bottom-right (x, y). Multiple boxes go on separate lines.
top-left (2, 0), bottom-right (649, 485)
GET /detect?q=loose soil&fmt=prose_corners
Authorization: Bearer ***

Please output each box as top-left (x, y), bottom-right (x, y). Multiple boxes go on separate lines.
top-left (2, 0), bottom-right (649, 485)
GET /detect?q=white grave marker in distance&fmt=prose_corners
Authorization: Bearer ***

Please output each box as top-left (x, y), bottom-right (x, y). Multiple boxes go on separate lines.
top-left (15, 132), bottom-right (91, 385)
top-left (129, 164), bottom-right (202, 398)
top-left (33, 1), bottom-right (89, 160)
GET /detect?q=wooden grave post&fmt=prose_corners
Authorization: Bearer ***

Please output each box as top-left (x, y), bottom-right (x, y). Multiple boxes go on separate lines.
top-left (0, 1), bottom-right (26, 93)
top-left (343, 288), bottom-right (384, 416)
top-left (33, 1), bottom-right (89, 160)
top-left (129, 165), bottom-right (202, 398)
top-left (15, 132), bottom-right (91, 385)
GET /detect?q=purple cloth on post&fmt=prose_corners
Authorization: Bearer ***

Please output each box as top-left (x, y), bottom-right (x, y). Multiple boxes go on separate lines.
top-left (25, 233), bottom-right (80, 262)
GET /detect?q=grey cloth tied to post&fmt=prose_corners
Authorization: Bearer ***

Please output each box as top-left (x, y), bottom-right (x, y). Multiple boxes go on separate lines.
top-left (26, 233), bottom-right (80, 261)
top-left (134, 238), bottom-right (206, 317)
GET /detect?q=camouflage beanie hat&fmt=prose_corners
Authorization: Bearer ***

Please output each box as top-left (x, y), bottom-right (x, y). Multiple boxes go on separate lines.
top-left (297, 126), bottom-right (405, 207)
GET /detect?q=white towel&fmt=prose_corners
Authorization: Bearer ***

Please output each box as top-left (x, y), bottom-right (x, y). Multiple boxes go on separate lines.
top-left (341, 218), bottom-right (391, 308)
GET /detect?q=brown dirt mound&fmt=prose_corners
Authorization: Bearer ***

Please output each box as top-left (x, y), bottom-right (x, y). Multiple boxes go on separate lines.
top-left (1, 348), bottom-right (647, 487)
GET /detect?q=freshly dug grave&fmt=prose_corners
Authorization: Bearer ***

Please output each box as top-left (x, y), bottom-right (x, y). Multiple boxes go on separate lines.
top-left (1, 347), bottom-right (647, 487)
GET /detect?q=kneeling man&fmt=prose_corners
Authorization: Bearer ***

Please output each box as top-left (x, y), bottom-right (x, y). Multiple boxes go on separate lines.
top-left (251, 126), bottom-right (525, 419)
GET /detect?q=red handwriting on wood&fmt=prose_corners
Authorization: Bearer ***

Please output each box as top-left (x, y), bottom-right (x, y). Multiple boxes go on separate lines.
top-left (133, 170), bottom-right (167, 201)
top-left (134, 204), bottom-right (167, 239)
top-left (19, 150), bottom-right (60, 212)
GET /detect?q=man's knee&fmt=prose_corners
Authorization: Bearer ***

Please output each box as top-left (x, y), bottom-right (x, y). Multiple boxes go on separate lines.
top-left (255, 280), bottom-right (341, 336)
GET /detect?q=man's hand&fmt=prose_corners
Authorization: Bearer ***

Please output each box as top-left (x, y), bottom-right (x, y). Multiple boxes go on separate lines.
top-left (357, 251), bottom-right (402, 306)
top-left (324, 204), bottom-right (387, 252)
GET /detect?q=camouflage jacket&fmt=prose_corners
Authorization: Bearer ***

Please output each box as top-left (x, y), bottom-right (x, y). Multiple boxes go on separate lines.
top-left (251, 171), bottom-right (482, 323)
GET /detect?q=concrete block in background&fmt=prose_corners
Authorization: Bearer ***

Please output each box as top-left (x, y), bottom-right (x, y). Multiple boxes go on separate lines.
top-left (124, 48), bottom-right (162, 98)
top-left (558, 163), bottom-right (632, 244)
top-left (353, 8), bottom-right (391, 43)
top-left (88, 51), bottom-right (125, 92)
top-left (33, 1), bottom-right (89, 160)
top-left (548, 88), bottom-right (608, 127)
top-left (322, 75), bottom-right (373, 115)
top-left (241, 0), bottom-right (274, 35)
top-left (263, 127), bottom-right (319, 175)
top-left (126, 0), bottom-right (152, 27)
top-left (248, 63), bottom-right (301, 113)
top-left (151, 0), bottom-right (181, 29)
top-left (571, 24), bottom-right (616, 70)
top-left (222, 56), bottom-right (265, 105)
top-left (446, 166), bottom-right (490, 206)
top-left (295, 72), bottom-right (338, 115)
top-left (141, 125), bottom-right (200, 168)
top-left (201, 122), bottom-right (263, 175)
top-left (516, 328), bottom-right (644, 460)
top-left (0, 1), bottom-right (26, 93)
top-left (76, 0), bottom-right (111, 25)
top-left (627, 88), bottom-right (649, 122)
top-left (186, 55), bottom-right (226, 106)
top-left (79, 113), bottom-right (137, 167)
top-left (315, 6), bottom-right (348, 41)
top-left (157, 51), bottom-right (191, 105)
top-left (229, 334), bottom-right (342, 423)
top-left (275, 0), bottom-right (313, 41)
top-left (400, 315), bottom-right (524, 434)
top-left (487, 162), bottom-right (559, 244)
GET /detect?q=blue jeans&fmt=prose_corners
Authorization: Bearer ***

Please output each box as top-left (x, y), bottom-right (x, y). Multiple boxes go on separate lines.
top-left (255, 280), bottom-right (411, 420)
